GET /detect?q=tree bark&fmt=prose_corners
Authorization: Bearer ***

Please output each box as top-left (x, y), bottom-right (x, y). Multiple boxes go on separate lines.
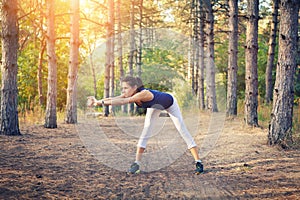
top-left (104, 0), bottom-right (115, 116)
top-left (137, 0), bottom-right (143, 78)
top-left (197, 0), bottom-right (205, 110)
top-left (90, 54), bottom-right (97, 97)
top-left (193, 0), bottom-right (199, 96)
top-left (244, 0), bottom-right (259, 126)
top-left (109, 0), bottom-right (115, 114)
top-left (117, 0), bottom-right (123, 79)
top-left (44, 0), bottom-right (57, 128)
top-left (265, 0), bottom-right (279, 104)
top-left (129, 0), bottom-right (136, 76)
top-left (38, 39), bottom-right (46, 107)
top-left (205, 2), bottom-right (218, 112)
top-left (129, 0), bottom-right (136, 114)
top-left (190, 0), bottom-right (196, 92)
top-left (66, 0), bottom-right (80, 124)
top-left (268, 0), bottom-right (299, 146)
top-left (0, 0), bottom-right (21, 135)
top-left (37, 4), bottom-right (46, 107)
top-left (226, 0), bottom-right (238, 116)
top-left (116, 0), bottom-right (127, 113)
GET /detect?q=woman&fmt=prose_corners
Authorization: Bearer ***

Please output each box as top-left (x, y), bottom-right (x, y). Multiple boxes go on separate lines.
top-left (88, 76), bottom-right (203, 174)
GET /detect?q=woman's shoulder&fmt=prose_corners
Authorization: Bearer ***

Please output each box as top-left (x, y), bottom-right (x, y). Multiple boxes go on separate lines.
top-left (135, 89), bottom-right (154, 102)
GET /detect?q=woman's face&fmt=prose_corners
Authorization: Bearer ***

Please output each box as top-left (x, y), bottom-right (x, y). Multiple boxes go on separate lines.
top-left (121, 82), bottom-right (137, 97)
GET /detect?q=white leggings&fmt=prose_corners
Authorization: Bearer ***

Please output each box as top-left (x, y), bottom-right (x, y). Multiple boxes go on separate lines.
top-left (137, 97), bottom-right (197, 149)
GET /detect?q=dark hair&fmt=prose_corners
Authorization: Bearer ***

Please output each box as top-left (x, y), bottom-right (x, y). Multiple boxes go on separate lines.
top-left (122, 76), bottom-right (144, 89)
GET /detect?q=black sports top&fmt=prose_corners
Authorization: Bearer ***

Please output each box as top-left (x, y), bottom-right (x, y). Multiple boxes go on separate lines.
top-left (136, 87), bottom-right (174, 110)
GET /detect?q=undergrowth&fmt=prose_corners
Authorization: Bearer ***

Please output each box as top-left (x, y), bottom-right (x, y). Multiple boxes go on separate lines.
top-left (18, 103), bottom-right (300, 147)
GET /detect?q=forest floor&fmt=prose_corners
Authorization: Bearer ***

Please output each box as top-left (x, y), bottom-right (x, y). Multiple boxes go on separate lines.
top-left (0, 113), bottom-right (300, 200)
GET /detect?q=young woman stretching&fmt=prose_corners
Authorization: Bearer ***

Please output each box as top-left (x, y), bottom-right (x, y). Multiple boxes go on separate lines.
top-left (88, 76), bottom-right (203, 174)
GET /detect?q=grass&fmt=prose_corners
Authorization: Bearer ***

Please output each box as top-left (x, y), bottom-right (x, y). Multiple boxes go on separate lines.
top-left (237, 99), bottom-right (300, 133)
top-left (237, 99), bottom-right (300, 148)
top-left (17, 103), bottom-right (300, 147)
top-left (19, 107), bottom-right (65, 128)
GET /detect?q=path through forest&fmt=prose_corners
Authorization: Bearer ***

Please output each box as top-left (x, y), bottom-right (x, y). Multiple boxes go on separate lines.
top-left (0, 114), bottom-right (299, 199)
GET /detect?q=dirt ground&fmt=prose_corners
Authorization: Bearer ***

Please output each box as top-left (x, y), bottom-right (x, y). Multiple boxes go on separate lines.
top-left (0, 113), bottom-right (299, 200)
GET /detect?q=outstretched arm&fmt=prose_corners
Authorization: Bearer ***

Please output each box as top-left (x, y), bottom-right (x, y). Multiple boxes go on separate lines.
top-left (87, 90), bottom-right (153, 107)
top-left (87, 94), bottom-right (125, 107)
top-left (101, 94), bottom-right (125, 101)
top-left (101, 90), bottom-right (153, 106)
top-left (101, 96), bottom-right (133, 106)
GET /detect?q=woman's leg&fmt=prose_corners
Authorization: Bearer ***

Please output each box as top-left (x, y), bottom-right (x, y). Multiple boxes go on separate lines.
top-left (166, 98), bottom-right (200, 161)
top-left (135, 108), bottom-right (161, 163)
top-left (135, 147), bottom-right (145, 164)
top-left (189, 146), bottom-right (200, 161)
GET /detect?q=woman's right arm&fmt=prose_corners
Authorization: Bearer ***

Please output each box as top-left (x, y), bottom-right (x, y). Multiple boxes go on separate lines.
top-left (87, 94), bottom-right (125, 107)
top-left (101, 94), bottom-right (125, 101)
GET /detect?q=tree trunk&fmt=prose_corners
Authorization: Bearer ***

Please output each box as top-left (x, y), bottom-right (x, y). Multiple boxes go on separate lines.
top-left (37, 5), bottom-right (46, 107)
top-left (38, 39), bottom-right (46, 107)
top-left (45, 0), bottom-right (57, 128)
top-left (104, 0), bottom-right (114, 116)
top-left (129, 0), bottom-right (136, 76)
top-left (90, 54), bottom-right (97, 97)
top-left (197, 0), bottom-right (205, 110)
top-left (226, 0), bottom-right (238, 116)
top-left (190, 0), bottom-right (196, 91)
top-left (129, 0), bottom-right (136, 114)
top-left (137, 0), bottom-right (143, 78)
top-left (117, 0), bottom-right (123, 80)
top-left (244, 0), bottom-right (259, 126)
top-left (268, 0), bottom-right (299, 146)
top-left (205, 2), bottom-right (218, 112)
top-left (116, 0), bottom-right (127, 113)
top-left (65, 0), bottom-right (80, 124)
top-left (109, 0), bottom-right (115, 114)
top-left (265, 0), bottom-right (279, 104)
top-left (0, 0), bottom-right (21, 135)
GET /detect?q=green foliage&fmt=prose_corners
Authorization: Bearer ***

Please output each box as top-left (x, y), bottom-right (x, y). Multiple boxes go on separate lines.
top-left (172, 78), bottom-right (195, 109)
top-left (13, 0), bottom-right (299, 134)
top-left (16, 0), bottom-right (73, 113)
top-left (17, 39), bottom-right (40, 112)
top-left (140, 47), bottom-right (185, 91)
top-left (257, 33), bottom-right (269, 99)
top-left (56, 44), bottom-right (69, 111)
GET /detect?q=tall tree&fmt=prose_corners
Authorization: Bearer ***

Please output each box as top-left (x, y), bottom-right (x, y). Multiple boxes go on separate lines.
top-left (265, 0), bottom-right (279, 104)
top-left (226, 0), bottom-right (239, 116)
top-left (116, 0), bottom-right (124, 80)
top-left (116, 0), bottom-right (127, 113)
top-left (109, 0), bottom-right (115, 114)
top-left (204, 1), bottom-right (218, 112)
top-left (268, 0), bottom-right (299, 146)
top-left (136, 0), bottom-right (143, 78)
top-left (45, 0), bottom-right (58, 128)
top-left (38, 39), bottom-right (46, 107)
top-left (65, 0), bottom-right (80, 124)
top-left (128, 0), bottom-right (136, 114)
top-left (37, 2), bottom-right (46, 107)
top-left (0, 0), bottom-right (21, 135)
top-left (244, 0), bottom-right (259, 126)
top-left (190, 0), bottom-right (196, 91)
top-left (197, 0), bottom-right (205, 110)
top-left (104, 0), bottom-right (115, 116)
top-left (128, 0), bottom-right (136, 76)
top-left (191, 0), bottom-right (204, 111)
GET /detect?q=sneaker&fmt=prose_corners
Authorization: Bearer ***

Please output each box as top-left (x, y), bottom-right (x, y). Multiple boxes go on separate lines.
top-left (195, 161), bottom-right (204, 174)
top-left (128, 162), bottom-right (140, 174)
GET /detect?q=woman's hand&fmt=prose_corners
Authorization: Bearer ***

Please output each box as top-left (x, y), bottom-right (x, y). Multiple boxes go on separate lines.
top-left (87, 96), bottom-right (97, 107)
